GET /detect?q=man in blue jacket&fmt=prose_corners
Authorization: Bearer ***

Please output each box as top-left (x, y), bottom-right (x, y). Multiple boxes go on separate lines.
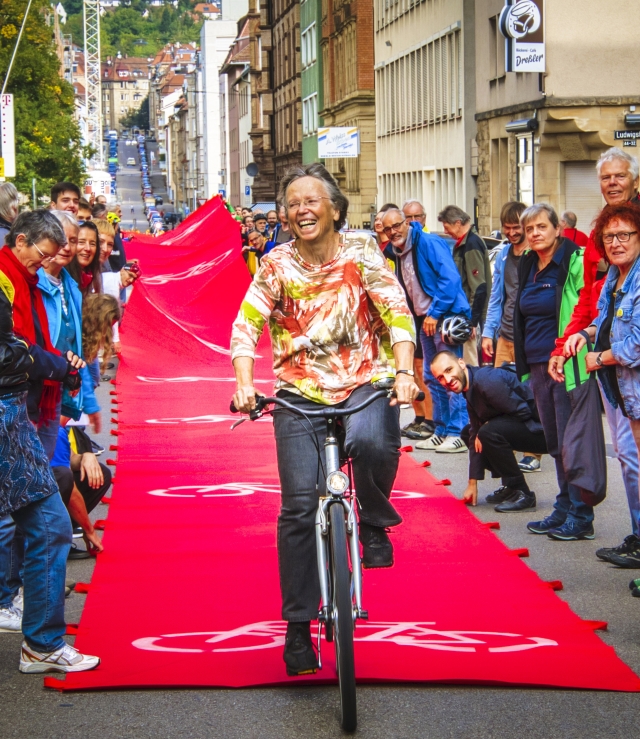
top-left (430, 351), bottom-right (547, 510)
top-left (382, 210), bottom-right (470, 453)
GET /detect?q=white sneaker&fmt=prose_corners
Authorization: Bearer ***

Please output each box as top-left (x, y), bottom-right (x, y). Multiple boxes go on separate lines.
top-left (19, 641), bottom-right (100, 673)
top-left (0, 604), bottom-right (22, 633)
top-left (415, 433), bottom-right (445, 450)
top-left (435, 436), bottom-right (467, 454)
top-left (12, 588), bottom-right (23, 616)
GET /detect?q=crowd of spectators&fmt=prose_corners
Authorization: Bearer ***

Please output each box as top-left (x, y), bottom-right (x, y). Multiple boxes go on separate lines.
top-left (0, 179), bottom-right (141, 674)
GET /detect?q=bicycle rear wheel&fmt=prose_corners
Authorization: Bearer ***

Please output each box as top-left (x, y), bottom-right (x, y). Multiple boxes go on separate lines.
top-left (329, 502), bottom-right (357, 732)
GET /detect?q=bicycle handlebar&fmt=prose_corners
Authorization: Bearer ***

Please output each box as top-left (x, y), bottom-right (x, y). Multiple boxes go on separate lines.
top-left (230, 387), bottom-right (425, 420)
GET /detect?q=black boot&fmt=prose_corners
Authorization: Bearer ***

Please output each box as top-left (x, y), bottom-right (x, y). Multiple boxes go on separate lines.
top-left (283, 622), bottom-right (318, 676)
top-left (494, 490), bottom-right (537, 512)
top-left (359, 522), bottom-right (394, 569)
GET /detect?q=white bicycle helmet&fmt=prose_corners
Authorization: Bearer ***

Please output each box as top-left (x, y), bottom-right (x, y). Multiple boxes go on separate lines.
top-left (440, 315), bottom-right (473, 346)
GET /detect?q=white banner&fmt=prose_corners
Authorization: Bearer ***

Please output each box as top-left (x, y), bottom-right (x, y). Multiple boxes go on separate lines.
top-left (318, 127), bottom-right (360, 159)
top-left (0, 94), bottom-right (16, 178)
top-left (499, 0), bottom-right (545, 73)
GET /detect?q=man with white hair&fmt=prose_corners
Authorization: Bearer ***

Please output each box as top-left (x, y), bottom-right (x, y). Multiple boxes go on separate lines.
top-left (550, 147), bottom-right (640, 566)
top-left (402, 199), bottom-right (429, 232)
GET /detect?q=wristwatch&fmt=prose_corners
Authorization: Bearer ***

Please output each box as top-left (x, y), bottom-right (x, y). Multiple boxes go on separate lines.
top-left (396, 369), bottom-right (415, 377)
top-left (595, 352), bottom-right (604, 367)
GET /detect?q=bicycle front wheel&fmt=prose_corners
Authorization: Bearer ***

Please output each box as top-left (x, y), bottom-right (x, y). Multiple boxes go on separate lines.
top-left (329, 502), bottom-right (357, 732)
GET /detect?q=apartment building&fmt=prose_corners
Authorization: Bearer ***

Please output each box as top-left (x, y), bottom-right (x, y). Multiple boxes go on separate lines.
top-left (374, 0), bottom-right (476, 231)
top-left (301, 0), bottom-right (323, 163)
top-left (321, 0), bottom-right (376, 228)
top-left (102, 56), bottom-right (150, 133)
top-left (272, 0), bottom-right (303, 182)
top-left (475, 0), bottom-right (640, 233)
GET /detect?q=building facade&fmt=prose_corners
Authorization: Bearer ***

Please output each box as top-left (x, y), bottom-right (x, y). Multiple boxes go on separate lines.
top-left (272, 0), bottom-right (303, 182)
top-left (301, 0), bottom-right (323, 163)
top-left (475, 0), bottom-right (640, 234)
top-left (374, 0), bottom-right (477, 231)
top-left (321, 0), bottom-right (376, 229)
top-left (247, 0), bottom-right (278, 202)
top-left (101, 56), bottom-right (150, 133)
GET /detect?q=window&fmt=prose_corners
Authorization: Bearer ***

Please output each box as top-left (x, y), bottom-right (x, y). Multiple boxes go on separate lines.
top-left (301, 23), bottom-right (317, 69)
top-left (517, 135), bottom-right (534, 206)
top-left (489, 15), bottom-right (506, 80)
top-left (302, 93), bottom-right (318, 136)
top-left (376, 24), bottom-right (462, 136)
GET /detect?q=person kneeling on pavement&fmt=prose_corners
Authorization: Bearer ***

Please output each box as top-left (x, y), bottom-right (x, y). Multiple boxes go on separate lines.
top-left (51, 424), bottom-right (109, 559)
top-left (430, 351), bottom-right (547, 511)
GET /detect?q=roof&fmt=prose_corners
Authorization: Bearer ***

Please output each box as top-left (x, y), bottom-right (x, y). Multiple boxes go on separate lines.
top-left (194, 3), bottom-right (220, 13)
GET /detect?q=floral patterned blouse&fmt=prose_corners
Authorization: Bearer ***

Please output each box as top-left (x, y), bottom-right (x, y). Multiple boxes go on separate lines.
top-left (231, 232), bottom-right (416, 405)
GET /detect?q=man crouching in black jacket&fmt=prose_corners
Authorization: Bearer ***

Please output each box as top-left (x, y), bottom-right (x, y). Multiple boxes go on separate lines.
top-left (430, 351), bottom-right (547, 511)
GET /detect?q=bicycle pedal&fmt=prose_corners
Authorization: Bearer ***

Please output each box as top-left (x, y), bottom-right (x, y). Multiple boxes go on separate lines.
top-left (286, 667), bottom-right (318, 677)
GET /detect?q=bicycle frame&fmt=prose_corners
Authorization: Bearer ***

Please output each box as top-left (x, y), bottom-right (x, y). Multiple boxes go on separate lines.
top-left (315, 417), bottom-right (367, 667)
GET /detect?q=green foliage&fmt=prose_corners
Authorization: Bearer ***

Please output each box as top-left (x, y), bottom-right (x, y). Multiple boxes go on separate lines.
top-left (0, 0), bottom-right (89, 199)
top-left (120, 94), bottom-right (149, 130)
top-left (62, 1), bottom-right (203, 60)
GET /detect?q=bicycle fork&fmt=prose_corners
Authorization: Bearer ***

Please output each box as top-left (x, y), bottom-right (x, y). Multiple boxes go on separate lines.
top-left (315, 419), bottom-right (368, 668)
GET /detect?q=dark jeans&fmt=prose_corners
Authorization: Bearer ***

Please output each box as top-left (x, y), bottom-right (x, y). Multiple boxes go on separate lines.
top-left (461, 417), bottom-right (547, 491)
top-left (273, 384), bottom-right (402, 622)
top-left (529, 362), bottom-right (594, 524)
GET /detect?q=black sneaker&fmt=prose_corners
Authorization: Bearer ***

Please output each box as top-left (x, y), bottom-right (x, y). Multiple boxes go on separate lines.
top-left (359, 522), bottom-right (394, 569)
top-left (606, 536), bottom-right (640, 568)
top-left (494, 490), bottom-right (536, 512)
top-left (632, 586), bottom-right (640, 598)
top-left (68, 544), bottom-right (91, 560)
top-left (403, 421), bottom-right (435, 440)
top-left (486, 486), bottom-right (516, 504)
top-left (596, 534), bottom-right (640, 564)
top-left (283, 622), bottom-right (318, 676)
top-left (527, 513), bottom-right (566, 534)
top-left (547, 520), bottom-right (595, 541)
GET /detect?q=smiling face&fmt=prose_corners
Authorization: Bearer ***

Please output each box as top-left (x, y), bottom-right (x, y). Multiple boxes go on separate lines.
top-left (98, 232), bottom-right (115, 265)
top-left (381, 210), bottom-right (410, 250)
top-left (502, 221), bottom-right (525, 246)
top-left (431, 354), bottom-right (468, 395)
top-left (77, 226), bottom-right (98, 268)
top-left (48, 223), bottom-right (79, 271)
top-left (52, 190), bottom-right (79, 215)
top-left (599, 159), bottom-right (639, 206)
top-left (13, 235), bottom-right (61, 275)
top-left (286, 176), bottom-right (339, 245)
top-left (602, 217), bottom-right (640, 273)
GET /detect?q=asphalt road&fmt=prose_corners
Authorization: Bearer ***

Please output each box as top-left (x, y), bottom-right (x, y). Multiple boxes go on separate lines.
top-left (1, 158), bottom-right (639, 736)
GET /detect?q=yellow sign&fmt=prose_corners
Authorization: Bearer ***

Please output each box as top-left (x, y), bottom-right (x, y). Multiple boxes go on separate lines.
top-left (0, 158), bottom-right (4, 178)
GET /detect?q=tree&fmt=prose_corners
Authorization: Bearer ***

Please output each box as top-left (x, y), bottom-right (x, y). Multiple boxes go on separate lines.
top-left (0, 0), bottom-right (89, 199)
top-left (120, 94), bottom-right (149, 130)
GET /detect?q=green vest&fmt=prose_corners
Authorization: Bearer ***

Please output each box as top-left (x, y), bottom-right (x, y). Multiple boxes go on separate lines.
top-left (560, 248), bottom-right (589, 392)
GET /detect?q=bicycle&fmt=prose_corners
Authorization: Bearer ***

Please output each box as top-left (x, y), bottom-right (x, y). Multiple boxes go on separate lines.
top-left (231, 379), bottom-right (424, 732)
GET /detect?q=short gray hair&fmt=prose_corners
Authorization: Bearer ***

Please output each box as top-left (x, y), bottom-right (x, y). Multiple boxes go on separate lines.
top-left (437, 205), bottom-right (471, 225)
top-left (278, 163), bottom-right (349, 231)
top-left (561, 210), bottom-right (577, 228)
top-left (6, 209), bottom-right (67, 249)
top-left (51, 209), bottom-right (80, 232)
top-left (402, 199), bottom-right (425, 212)
top-left (596, 147), bottom-right (639, 180)
top-left (0, 182), bottom-right (19, 223)
top-left (520, 202), bottom-right (559, 229)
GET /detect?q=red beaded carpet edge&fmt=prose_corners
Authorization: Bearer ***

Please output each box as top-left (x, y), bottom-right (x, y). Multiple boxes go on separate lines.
top-left (45, 198), bottom-right (640, 692)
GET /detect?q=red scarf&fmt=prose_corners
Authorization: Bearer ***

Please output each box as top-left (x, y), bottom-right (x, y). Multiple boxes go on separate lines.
top-left (0, 245), bottom-right (62, 423)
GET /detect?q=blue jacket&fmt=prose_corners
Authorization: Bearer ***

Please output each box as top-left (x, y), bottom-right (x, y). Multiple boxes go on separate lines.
top-left (384, 222), bottom-right (470, 320)
top-left (593, 256), bottom-right (640, 421)
top-left (37, 268), bottom-right (100, 419)
top-left (482, 241), bottom-right (510, 340)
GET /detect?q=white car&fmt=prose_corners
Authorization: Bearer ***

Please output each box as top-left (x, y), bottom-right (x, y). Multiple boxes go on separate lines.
top-left (126, 157), bottom-right (136, 166)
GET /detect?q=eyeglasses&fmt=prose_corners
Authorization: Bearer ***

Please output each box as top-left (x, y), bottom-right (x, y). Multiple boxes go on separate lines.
top-left (382, 219), bottom-right (406, 236)
top-left (602, 230), bottom-right (638, 244)
top-left (404, 214), bottom-right (425, 221)
top-left (287, 197), bottom-right (331, 212)
top-left (31, 243), bottom-right (56, 264)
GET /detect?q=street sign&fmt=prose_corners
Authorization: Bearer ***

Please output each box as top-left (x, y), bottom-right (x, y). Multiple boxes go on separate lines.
top-left (318, 127), bottom-right (360, 158)
top-left (244, 185), bottom-right (251, 196)
top-left (0, 94), bottom-right (16, 178)
top-left (614, 131), bottom-right (640, 141)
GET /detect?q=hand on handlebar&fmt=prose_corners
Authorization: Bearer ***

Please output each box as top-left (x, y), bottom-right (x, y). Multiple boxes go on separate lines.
top-left (232, 385), bottom-right (259, 414)
top-left (390, 373), bottom-right (422, 406)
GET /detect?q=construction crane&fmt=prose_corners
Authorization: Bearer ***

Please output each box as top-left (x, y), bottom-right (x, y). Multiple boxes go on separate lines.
top-left (83, 0), bottom-right (103, 170)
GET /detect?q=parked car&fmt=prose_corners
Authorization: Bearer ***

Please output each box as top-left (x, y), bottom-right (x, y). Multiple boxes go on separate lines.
top-left (126, 157), bottom-right (136, 166)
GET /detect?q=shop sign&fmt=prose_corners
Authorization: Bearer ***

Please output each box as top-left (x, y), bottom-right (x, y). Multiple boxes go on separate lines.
top-left (499, 0), bottom-right (545, 73)
top-left (318, 127), bottom-right (360, 159)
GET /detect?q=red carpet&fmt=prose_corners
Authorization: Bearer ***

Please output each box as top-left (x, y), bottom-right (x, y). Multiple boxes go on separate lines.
top-left (47, 198), bottom-right (640, 692)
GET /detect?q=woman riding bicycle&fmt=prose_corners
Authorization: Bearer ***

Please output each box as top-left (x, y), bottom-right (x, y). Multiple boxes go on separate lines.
top-left (230, 164), bottom-right (420, 675)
